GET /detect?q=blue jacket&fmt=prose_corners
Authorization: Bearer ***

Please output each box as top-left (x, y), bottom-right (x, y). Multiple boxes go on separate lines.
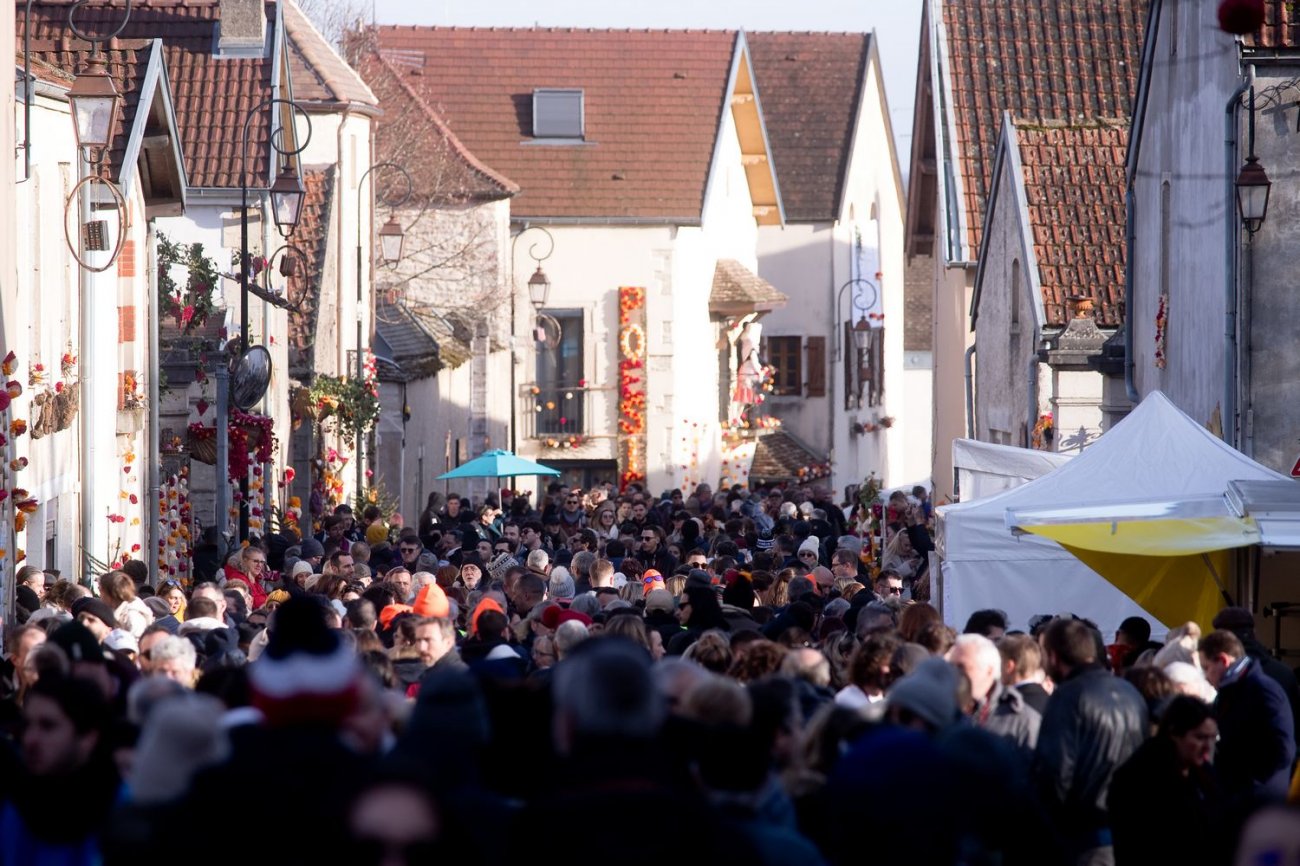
top-left (1215, 657), bottom-right (1297, 800)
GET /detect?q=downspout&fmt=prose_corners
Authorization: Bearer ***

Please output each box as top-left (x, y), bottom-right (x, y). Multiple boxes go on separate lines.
top-left (1026, 355), bottom-right (1038, 449)
top-left (828, 222), bottom-right (838, 476)
top-left (146, 231), bottom-right (160, 586)
top-left (78, 154), bottom-right (94, 579)
top-left (963, 344), bottom-right (976, 439)
top-left (336, 107), bottom-right (351, 378)
top-left (1124, 0), bottom-right (1162, 405)
top-left (1224, 66), bottom-right (1253, 446)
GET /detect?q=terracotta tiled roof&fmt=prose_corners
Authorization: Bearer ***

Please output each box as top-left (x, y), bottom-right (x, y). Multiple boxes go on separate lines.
top-left (747, 32), bottom-right (870, 222)
top-left (353, 49), bottom-right (518, 204)
top-left (1015, 120), bottom-right (1128, 328)
top-left (374, 298), bottom-right (441, 381)
top-left (1250, 1), bottom-right (1300, 49)
top-left (23, 0), bottom-right (281, 189)
top-left (287, 168), bottom-right (334, 377)
top-left (22, 39), bottom-right (153, 183)
top-left (748, 431), bottom-right (827, 483)
top-left (282, 0), bottom-right (377, 107)
top-left (940, 0), bottom-right (1147, 255)
top-left (364, 27), bottom-right (739, 220)
top-left (710, 259), bottom-right (788, 314)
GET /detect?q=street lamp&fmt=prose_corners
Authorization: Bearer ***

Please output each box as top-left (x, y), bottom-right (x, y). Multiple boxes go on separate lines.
top-left (269, 164), bottom-right (306, 236)
top-left (231, 97), bottom-right (311, 540)
top-left (852, 314), bottom-right (871, 352)
top-left (355, 163), bottom-right (413, 498)
top-left (1236, 155), bottom-right (1271, 235)
top-left (67, 56), bottom-right (121, 159)
top-left (834, 277), bottom-right (879, 360)
top-left (528, 264), bottom-right (552, 310)
top-left (377, 214), bottom-right (405, 265)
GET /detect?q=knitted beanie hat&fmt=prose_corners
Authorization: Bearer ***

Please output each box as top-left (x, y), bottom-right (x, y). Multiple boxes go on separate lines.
top-left (248, 597), bottom-right (359, 727)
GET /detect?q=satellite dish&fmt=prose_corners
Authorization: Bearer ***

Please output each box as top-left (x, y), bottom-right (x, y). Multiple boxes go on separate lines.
top-left (231, 346), bottom-right (273, 410)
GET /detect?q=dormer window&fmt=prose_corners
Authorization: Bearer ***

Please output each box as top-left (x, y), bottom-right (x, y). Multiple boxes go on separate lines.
top-left (533, 89), bottom-right (584, 140)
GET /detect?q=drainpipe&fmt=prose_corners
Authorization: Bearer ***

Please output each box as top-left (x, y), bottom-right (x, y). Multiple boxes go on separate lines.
top-left (146, 233), bottom-right (161, 587)
top-left (1224, 66), bottom-right (1253, 446)
top-left (828, 224), bottom-right (838, 479)
top-left (1026, 355), bottom-right (1039, 449)
top-left (336, 108), bottom-right (352, 378)
top-left (963, 344), bottom-right (976, 439)
top-left (1122, 186), bottom-right (1140, 404)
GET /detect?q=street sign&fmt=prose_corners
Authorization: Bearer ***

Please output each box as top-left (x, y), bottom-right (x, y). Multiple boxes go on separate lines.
top-left (1290, 456), bottom-right (1300, 478)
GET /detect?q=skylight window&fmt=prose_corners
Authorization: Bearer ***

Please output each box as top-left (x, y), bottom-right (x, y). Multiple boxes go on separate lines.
top-left (532, 89), bottom-right (584, 140)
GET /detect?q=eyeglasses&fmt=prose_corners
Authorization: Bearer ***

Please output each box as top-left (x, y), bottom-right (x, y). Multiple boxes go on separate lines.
top-left (799, 551), bottom-right (817, 559)
top-left (248, 558), bottom-right (266, 566)
top-left (566, 499), bottom-right (580, 504)
top-left (400, 546), bottom-right (419, 553)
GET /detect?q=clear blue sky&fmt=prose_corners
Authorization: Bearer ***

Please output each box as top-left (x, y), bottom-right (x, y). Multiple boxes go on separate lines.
top-left (370, 0), bottom-right (923, 174)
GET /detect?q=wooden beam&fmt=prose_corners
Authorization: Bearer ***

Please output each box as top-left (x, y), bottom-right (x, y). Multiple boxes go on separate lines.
top-left (142, 133), bottom-right (172, 149)
top-left (752, 205), bottom-right (772, 217)
top-left (740, 153), bottom-right (768, 166)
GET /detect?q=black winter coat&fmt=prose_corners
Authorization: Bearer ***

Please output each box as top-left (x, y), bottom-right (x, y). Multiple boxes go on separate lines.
top-left (1032, 666), bottom-right (1147, 839)
top-left (1108, 737), bottom-right (1227, 866)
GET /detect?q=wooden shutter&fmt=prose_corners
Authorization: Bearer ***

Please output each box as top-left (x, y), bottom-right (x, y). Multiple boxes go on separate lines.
top-left (843, 323), bottom-right (857, 410)
top-left (805, 336), bottom-right (826, 397)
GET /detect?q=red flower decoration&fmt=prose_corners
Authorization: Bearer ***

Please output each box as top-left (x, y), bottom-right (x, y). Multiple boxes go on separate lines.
top-left (1218, 0), bottom-right (1265, 34)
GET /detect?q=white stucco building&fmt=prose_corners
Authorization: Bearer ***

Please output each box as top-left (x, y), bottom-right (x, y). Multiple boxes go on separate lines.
top-left (749, 32), bottom-right (912, 494)
top-left (367, 27), bottom-right (789, 497)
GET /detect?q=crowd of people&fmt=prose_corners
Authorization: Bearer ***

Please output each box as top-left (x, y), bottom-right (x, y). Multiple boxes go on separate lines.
top-left (1, 479), bottom-right (1299, 865)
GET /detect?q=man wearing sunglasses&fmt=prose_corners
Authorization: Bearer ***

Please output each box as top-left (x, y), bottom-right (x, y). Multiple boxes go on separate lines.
top-left (636, 525), bottom-right (677, 576)
top-left (874, 571), bottom-right (904, 599)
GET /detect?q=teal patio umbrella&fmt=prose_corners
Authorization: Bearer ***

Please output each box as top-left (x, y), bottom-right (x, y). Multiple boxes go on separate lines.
top-left (437, 449), bottom-right (561, 481)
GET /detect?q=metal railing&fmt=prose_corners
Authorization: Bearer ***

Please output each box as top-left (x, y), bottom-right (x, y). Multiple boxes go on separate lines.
top-left (519, 384), bottom-right (615, 440)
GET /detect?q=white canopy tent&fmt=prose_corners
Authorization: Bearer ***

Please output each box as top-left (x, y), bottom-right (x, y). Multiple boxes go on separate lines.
top-left (935, 392), bottom-right (1286, 638)
top-left (952, 437), bottom-right (1073, 501)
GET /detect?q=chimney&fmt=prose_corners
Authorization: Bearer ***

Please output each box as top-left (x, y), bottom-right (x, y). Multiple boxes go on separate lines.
top-left (219, 0), bottom-right (266, 56)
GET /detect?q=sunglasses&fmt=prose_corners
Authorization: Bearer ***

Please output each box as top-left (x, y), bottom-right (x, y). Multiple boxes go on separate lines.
top-left (400, 546), bottom-right (419, 553)
top-left (881, 586), bottom-right (902, 595)
top-left (799, 551), bottom-right (817, 558)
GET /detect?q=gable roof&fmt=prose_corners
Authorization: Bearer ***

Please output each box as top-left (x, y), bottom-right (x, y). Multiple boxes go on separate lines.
top-left (353, 49), bottom-right (517, 204)
top-left (364, 26), bottom-right (779, 223)
top-left (747, 31), bottom-right (871, 223)
top-left (974, 115), bottom-right (1127, 330)
top-left (282, 0), bottom-right (377, 109)
top-left (374, 298), bottom-right (442, 381)
top-left (925, 0), bottom-right (1146, 262)
top-left (287, 168), bottom-right (334, 377)
top-left (23, 38), bottom-right (186, 206)
top-left (23, 0), bottom-right (285, 190)
top-left (710, 259), bottom-right (788, 315)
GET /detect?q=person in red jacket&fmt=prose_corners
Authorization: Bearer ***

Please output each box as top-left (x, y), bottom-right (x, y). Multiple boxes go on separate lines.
top-left (223, 546), bottom-right (268, 609)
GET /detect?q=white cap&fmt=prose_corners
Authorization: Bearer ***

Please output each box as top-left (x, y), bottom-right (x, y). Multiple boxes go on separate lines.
top-left (104, 628), bottom-right (139, 654)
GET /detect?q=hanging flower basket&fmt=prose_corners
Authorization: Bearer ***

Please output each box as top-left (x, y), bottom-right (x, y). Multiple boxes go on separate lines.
top-left (186, 411), bottom-right (275, 481)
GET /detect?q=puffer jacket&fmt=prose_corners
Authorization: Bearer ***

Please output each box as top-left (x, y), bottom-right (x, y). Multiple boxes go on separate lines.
top-left (1032, 665), bottom-right (1147, 837)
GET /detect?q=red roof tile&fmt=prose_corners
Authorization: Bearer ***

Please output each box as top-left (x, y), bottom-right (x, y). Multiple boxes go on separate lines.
top-left (23, 1), bottom-right (280, 189)
top-left (287, 167), bottom-right (333, 377)
top-left (353, 49), bottom-right (518, 204)
top-left (282, 0), bottom-right (377, 107)
top-left (1250, 1), bottom-right (1300, 49)
top-left (940, 0), bottom-right (1147, 255)
top-left (364, 27), bottom-right (739, 220)
top-left (1014, 120), bottom-right (1128, 328)
top-left (747, 32), bottom-right (870, 222)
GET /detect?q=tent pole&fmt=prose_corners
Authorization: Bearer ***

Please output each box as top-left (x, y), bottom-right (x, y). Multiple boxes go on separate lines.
top-left (1201, 553), bottom-right (1235, 608)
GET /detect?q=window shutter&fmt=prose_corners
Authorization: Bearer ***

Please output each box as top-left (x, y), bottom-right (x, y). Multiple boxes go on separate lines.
top-left (805, 336), bottom-right (826, 397)
top-left (843, 323), bottom-right (856, 410)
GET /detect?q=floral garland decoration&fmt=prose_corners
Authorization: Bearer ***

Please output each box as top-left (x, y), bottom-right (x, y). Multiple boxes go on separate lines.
top-left (157, 468), bottom-right (193, 581)
top-left (0, 352), bottom-right (37, 568)
top-left (1154, 293), bottom-right (1169, 370)
top-left (1031, 412), bottom-right (1055, 450)
top-left (309, 373), bottom-right (381, 448)
top-left (541, 434), bottom-right (587, 449)
top-left (187, 410), bottom-right (275, 485)
top-left (157, 233), bottom-right (222, 335)
top-left (618, 286), bottom-right (648, 489)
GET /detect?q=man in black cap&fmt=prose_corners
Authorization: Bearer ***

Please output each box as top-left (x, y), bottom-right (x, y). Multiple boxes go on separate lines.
top-left (70, 598), bottom-right (118, 644)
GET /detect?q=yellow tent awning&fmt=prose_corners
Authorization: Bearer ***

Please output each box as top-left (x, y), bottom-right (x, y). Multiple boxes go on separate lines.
top-left (1007, 496), bottom-right (1251, 631)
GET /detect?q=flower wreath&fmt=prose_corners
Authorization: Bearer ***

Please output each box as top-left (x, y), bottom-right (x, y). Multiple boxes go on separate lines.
top-left (620, 323), bottom-right (646, 360)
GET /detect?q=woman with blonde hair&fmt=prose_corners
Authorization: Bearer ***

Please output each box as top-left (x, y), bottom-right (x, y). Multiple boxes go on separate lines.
top-left (99, 570), bottom-right (154, 638)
